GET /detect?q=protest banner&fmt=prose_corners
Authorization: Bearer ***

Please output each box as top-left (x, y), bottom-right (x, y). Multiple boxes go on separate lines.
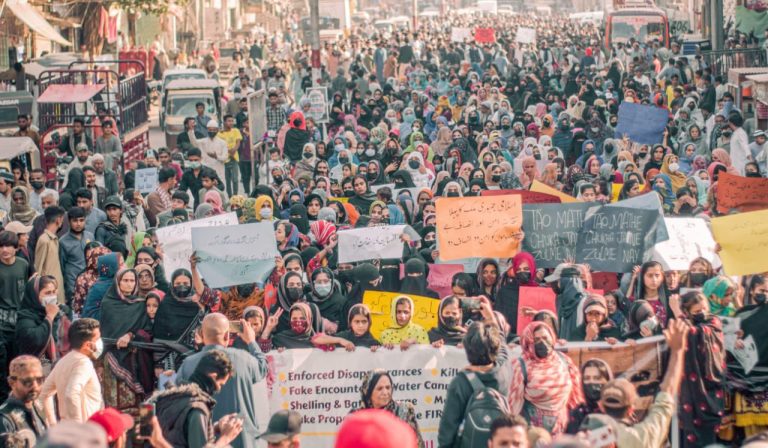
top-left (481, 189), bottom-right (561, 203)
top-left (651, 217), bottom-right (719, 271)
top-left (517, 286), bottom-right (557, 334)
top-left (522, 202), bottom-right (593, 268)
top-left (337, 225), bottom-right (407, 263)
top-left (606, 193), bottom-right (669, 244)
top-left (712, 209), bottom-right (768, 275)
top-left (715, 172), bottom-right (768, 213)
top-left (363, 290), bottom-right (439, 340)
top-left (530, 180), bottom-right (580, 203)
top-left (474, 27), bottom-right (496, 43)
top-left (426, 264), bottom-right (464, 298)
top-left (591, 272), bottom-right (619, 293)
top-left (450, 27), bottom-right (472, 42)
top-left (615, 102), bottom-right (669, 145)
top-left (191, 222), bottom-right (278, 288)
top-left (576, 205), bottom-right (659, 273)
top-left (155, 212), bottom-right (238, 281)
top-left (515, 27), bottom-right (536, 44)
top-left (265, 339), bottom-right (667, 447)
top-left (267, 346), bottom-right (469, 448)
top-left (436, 195), bottom-right (523, 260)
top-left (135, 167), bottom-right (158, 194)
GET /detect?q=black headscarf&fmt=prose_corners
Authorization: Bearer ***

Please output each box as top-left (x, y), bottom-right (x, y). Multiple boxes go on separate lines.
top-left (334, 303), bottom-right (380, 347)
top-left (391, 170), bottom-right (416, 188)
top-left (400, 258), bottom-right (439, 298)
top-left (308, 267), bottom-right (347, 326)
top-left (16, 276), bottom-right (56, 357)
top-left (289, 204), bottom-right (310, 234)
top-left (348, 175), bottom-right (377, 215)
top-left (272, 302), bottom-right (322, 349)
top-left (427, 297), bottom-right (466, 346)
top-left (153, 268), bottom-right (202, 341)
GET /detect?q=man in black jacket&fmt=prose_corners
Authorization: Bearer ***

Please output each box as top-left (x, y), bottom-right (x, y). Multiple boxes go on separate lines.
top-left (0, 356), bottom-right (48, 446)
top-left (153, 350), bottom-right (243, 448)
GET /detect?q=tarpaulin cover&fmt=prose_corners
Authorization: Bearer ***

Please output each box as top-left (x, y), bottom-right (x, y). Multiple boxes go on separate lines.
top-left (37, 84), bottom-right (106, 104)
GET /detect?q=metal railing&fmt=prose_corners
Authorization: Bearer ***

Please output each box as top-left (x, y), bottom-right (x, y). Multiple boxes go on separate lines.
top-left (700, 48), bottom-right (768, 77)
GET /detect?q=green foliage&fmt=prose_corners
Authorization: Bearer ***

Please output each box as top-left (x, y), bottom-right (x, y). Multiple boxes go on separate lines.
top-left (111, 0), bottom-right (188, 15)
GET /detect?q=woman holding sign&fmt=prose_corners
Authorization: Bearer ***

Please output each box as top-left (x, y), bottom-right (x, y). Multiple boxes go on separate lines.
top-left (380, 295), bottom-right (429, 349)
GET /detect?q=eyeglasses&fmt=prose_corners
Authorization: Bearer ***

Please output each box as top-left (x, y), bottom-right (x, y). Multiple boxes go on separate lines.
top-left (11, 376), bottom-right (44, 387)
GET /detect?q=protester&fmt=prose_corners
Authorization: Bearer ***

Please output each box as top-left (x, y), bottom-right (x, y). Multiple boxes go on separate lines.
top-left (257, 410), bottom-right (302, 447)
top-left (0, 356), bottom-right (48, 446)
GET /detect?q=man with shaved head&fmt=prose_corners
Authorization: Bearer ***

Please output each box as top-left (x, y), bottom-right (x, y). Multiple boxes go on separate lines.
top-left (177, 312), bottom-right (268, 448)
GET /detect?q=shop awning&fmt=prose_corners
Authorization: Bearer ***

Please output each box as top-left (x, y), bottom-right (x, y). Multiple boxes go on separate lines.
top-left (37, 84), bottom-right (105, 103)
top-left (5, 0), bottom-right (72, 47)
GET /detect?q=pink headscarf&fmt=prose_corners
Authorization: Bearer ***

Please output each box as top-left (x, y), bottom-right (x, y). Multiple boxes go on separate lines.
top-left (204, 190), bottom-right (224, 214)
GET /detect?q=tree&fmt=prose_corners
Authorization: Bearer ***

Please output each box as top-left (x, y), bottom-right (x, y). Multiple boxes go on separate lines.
top-left (112, 0), bottom-right (185, 47)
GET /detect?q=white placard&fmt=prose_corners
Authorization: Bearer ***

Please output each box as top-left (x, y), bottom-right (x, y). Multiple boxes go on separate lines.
top-left (515, 27), bottom-right (536, 44)
top-left (721, 316), bottom-right (741, 352)
top-left (651, 217), bottom-right (720, 271)
top-left (136, 168), bottom-right (159, 194)
top-left (731, 334), bottom-right (758, 374)
top-left (155, 212), bottom-right (239, 281)
top-left (337, 224), bottom-right (407, 263)
top-left (451, 27), bottom-right (472, 43)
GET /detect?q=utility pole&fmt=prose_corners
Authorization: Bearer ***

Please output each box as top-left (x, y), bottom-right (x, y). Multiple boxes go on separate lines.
top-left (310, 0), bottom-right (321, 86)
top-left (709, 0), bottom-right (723, 51)
top-left (412, 0), bottom-right (418, 30)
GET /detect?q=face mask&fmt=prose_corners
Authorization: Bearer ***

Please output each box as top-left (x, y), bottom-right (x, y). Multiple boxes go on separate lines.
top-left (755, 293), bottom-right (767, 304)
top-left (260, 208), bottom-right (272, 219)
top-left (303, 152), bottom-right (313, 159)
top-left (41, 295), bottom-right (58, 307)
top-left (501, 124), bottom-right (511, 130)
top-left (446, 191), bottom-right (460, 197)
top-left (408, 160), bottom-right (420, 169)
top-left (534, 340), bottom-right (552, 358)
top-left (747, 171), bottom-right (763, 178)
top-left (92, 338), bottom-right (104, 359)
top-left (287, 287), bottom-right (303, 301)
top-left (174, 284), bottom-right (193, 298)
top-left (668, 162), bottom-right (680, 173)
top-left (514, 130), bottom-right (524, 136)
top-left (208, 131), bottom-right (218, 138)
top-left (367, 172), bottom-right (379, 181)
top-left (365, 148), bottom-right (376, 157)
top-left (638, 152), bottom-right (647, 159)
top-left (187, 161), bottom-right (202, 170)
top-left (689, 272), bottom-right (707, 286)
top-left (443, 316), bottom-right (460, 328)
top-left (491, 174), bottom-right (501, 183)
top-left (315, 283), bottom-right (333, 297)
top-left (344, 189), bottom-right (355, 197)
top-left (291, 320), bottom-right (309, 334)
top-left (691, 312), bottom-right (707, 324)
top-left (584, 383), bottom-right (603, 402)
top-left (335, 144), bottom-right (345, 152)
top-left (559, 122), bottom-right (569, 130)
top-left (482, 160), bottom-right (492, 168)
top-left (273, 175), bottom-right (283, 184)
top-left (591, 127), bottom-right (599, 133)
top-left (516, 272), bottom-right (531, 284)
top-left (30, 181), bottom-right (44, 190)
top-left (339, 157), bottom-right (350, 164)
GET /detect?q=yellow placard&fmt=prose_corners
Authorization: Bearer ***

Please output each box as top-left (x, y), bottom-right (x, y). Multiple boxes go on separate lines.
top-left (711, 209), bottom-right (768, 276)
top-left (435, 194), bottom-right (523, 260)
top-left (362, 290), bottom-right (439, 340)
top-left (611, 183), bottom-right (622, 202)
top-left (530, 180), bottom-right (580, 203)
top-left (329, 196), bottom-right (349, 203)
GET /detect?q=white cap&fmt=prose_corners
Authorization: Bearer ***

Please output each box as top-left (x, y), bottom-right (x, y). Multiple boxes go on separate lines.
top-left (206, 119), bottom-right (219, 128)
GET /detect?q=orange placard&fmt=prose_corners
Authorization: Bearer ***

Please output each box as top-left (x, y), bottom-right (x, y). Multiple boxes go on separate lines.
top-left (530, 180), bottom-right (581, 203)
top-left (716, 172), bottom-right (768, 213)
top-left (436, 195), bottom-right (522, 261)
top-left (474, 27), bottom-right (496, 43)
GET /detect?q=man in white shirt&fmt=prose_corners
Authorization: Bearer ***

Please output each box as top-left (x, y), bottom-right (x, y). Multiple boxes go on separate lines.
top-left (194, 120), bottom-right (228, 183)
top-left (728, 112), bottom-right (751, 175)
top-left (40, 318), bottom-right (103, 423)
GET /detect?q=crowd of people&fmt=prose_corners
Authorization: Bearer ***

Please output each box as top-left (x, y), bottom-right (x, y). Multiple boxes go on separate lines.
top-left (1, 7), bottom-right (768, 448)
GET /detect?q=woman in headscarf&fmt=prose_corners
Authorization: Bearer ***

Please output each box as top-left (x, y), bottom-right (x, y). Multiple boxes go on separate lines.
top-left (494, 252), bottom-right (538, 336)
top-left (7, 187), bottom-right (38, 226)
top-left (275, 220), bottom-right (301, 254)
top-left (431, 126), bottom-right (453, 157)
top-left (476, 258), bottom-right (501, 302)
top-left (712, 147), bottom-right (740, 175)
top-left (252, 196), bottom-right (276, 222)
top-left (58, 168), bottom-right (86, 209)
top-left (652, 173), bottom-right (675, 214)
top-left (288, 204), bottom-right (310, 235)
top-left (328, 304), bottom-right (380, 348)
top-left (307, 267), bottom-right (346, 330)
top-left (269, 271), bottom-right (306, 334)
top-left (703, 276), bottom-right (737, 317)
top-left (203, 190), bottom-right (224, 215)
top-left (677, 290), bottom-right (726, 447)
top-left (82, 253), bottom-right (121, 320)
top-left (271, 302), bottom-right (324, 349)
top-left (570, 295), bottom-right (622, 342)
top-left (565, 358), bottom-right (614, 434)
top-left (380, 295), bottom-right (429, 349)
top-left (294, 142), bottom-right (317, 179)
top-left (660, 153), bottom-right (688, 193)
top-left (99, 268), bottom-right (153, 414)
top-left (350, 369), bottom-right (425, 448)
top-left (427, 296), bottom-right (467, 346)
top-left (348, 174), bottom-right (377, 215)
top-left (684, 124), bottom-right (710, 157)
top-left (194, 203), bottom-right (215, 220)
top-left (73, 244), bottom-right (111, 314)
top-left (622, 300), bottom-right (663, 340)
top-left (403, 152), bottom-right (435, 189)
top-left (135, 264), bottom-right (163, 300)
top-left (15, 275), bottom-right (62, 364)
top-left (508, 321), bottom-right (584, 435)
top-left (519, 156), bottom-right (541, 189)
top-left (400, 258), bottom-right (439, 298)
top-left (643, 144), bottom-right (667, 176)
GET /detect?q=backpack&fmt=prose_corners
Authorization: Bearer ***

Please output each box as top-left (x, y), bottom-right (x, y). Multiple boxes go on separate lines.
top-left (459, 371), bottom-right (510, 448)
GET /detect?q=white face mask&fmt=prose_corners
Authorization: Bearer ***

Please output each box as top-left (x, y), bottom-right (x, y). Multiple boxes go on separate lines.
top-left (41, 295), bottom-right (58, 306)
top-left (92, 338), bottom-right (104, 359)
top-left (668, 162), bottom-right (680, 173)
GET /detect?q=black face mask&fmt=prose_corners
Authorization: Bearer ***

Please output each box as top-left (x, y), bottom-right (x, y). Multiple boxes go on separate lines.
top-left (516, 272), bottom-right (531, 284)
top-left (303, 152), bottom-right (313, 159)
top-left (638, 152), bottom-right (648, 159)
top-left (339, 157), bottom-right (350, 164)
top-left (584, 383), bottom-right (602, 402)
top-left (491, 174), bottom-right (501, 183)
top-left (691, 312), bottom-right (707, 324)
top-left (746, 172), bottom-right (763, 178)
top-left (208, 131), bottom-right (218, 138)
top-left (408, 160), bottom-right (420, 169)
top-left (446, 192), bottom-right (460, 197)
top-left (30, 181), bottom-right (44, 190)
top-left (689, 272), bottom-right (707, 286)
top-left (755, 293), bottom-right (767, 305)
top-left (344, 189), bottom-right (355, 197)
top-left (273, 175), bottom-right (283, 184)
top-left (482, 160), bottom-right (492, 168)
top-left (287, 287), bottom-right (303, 301)
top-left (534, 340), bottom-right (552, 358)
top-left (443, 316), bottom-right (460, 328)
top-left (501, 124), bottom-right (511, 130)
top-left (367, 172), bottom-right (378, 181)
top-left (514, 130), bottom-right (524, 136)
top-left (173, 284), bottom-right (193, 298)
